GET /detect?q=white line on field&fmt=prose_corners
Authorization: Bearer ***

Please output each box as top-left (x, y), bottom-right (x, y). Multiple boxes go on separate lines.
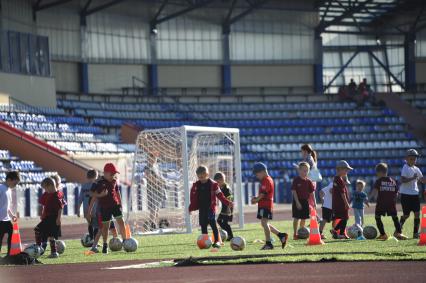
top-left (105, 260), bottom-right (174, 270)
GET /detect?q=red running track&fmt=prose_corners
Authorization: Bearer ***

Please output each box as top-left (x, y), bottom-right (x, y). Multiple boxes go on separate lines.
top-left (0, 260), bottom-right (425, 283)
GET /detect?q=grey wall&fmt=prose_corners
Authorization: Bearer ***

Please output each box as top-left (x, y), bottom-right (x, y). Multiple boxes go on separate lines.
top-left (51, 61), bottom-right (79, 93)
top-left (158, 65), bottom-right (221, 88)
top-left (88, 63), bottom-right (147, 94)
top-left (0, 72), bottom-right (56, 107)
top-left (232, 64), bottom-right (313, 87)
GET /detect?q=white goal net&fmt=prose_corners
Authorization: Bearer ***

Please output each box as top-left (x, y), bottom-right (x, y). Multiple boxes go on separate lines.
top-left (127, 126), bottom-right (243, 234)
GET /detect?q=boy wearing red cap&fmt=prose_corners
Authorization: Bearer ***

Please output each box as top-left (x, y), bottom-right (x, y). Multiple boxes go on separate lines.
top-left (89, 163), bottom-right (127, 253)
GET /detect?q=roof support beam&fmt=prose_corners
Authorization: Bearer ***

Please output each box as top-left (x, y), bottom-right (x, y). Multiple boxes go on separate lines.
top-left (151, 0), bottom-right (169, 28)
top-left (227, 0), bottom-right (269, 26)
top-left (32, 0), bottom-right (73, 21)
top-left (335, 0), bottom-right (363, 32)
top-left (316, 0), bottom-right (373, 33)
top-left (152, 0), bottom-right (215, 26)
top-left (83, 0), bottom-right (127, 17)
top-left (368, 50), bottom-right (405, 90)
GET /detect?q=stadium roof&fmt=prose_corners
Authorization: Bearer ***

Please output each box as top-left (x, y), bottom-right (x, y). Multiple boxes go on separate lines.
top-left (317, 0), bottom-right (426, 35)
top-left (32, 0), bottom-right (426, 35)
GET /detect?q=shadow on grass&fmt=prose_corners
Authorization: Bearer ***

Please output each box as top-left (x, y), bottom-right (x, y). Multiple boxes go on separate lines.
top-left (174, 250), bottom-right (426, 267)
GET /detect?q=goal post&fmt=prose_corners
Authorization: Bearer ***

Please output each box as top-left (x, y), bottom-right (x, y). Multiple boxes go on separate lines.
top-left (127, 125), bottom-right (244, 234)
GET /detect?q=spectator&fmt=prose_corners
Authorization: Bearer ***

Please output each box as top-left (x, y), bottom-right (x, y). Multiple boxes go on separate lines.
top-left (338, 86), bottom-right (350, 102)
top-left (348, 78), bottom-right (357, 98)
top-left (357, 78), bottom-right (370, 106)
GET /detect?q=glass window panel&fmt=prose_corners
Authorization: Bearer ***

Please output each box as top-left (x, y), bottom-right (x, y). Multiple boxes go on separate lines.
top-left (19, 33), bottom-right (30, 74)
top-left (9, 31), bottom-right (20, 73)
top-left (1, 31), bottom-right (10, 72)
top-left (29, 34), bottom-right (40, 75)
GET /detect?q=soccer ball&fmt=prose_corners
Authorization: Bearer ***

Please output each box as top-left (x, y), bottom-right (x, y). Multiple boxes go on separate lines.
top-left (109, 237), bottom-right (123, 252)
top-left (23, 244), bottom-right (42, 259)
top-left (297, 227), bottom-right (310, 239)
top-left (363, 226), bottom-right (378, 239)
top-left (220, 229), bottom-right (228, 242)
top-left (81, 233), bottom-right (93, 247)
top-left (197, 234), bottom-right (212, 249)
top-left (230, 236), bottom-right (246, 251)
top-left (56, 240), bottom-right (66, 254)
top-left (123, 238), bottom-right (138, 252)
top-left (347, 225), bottom-right (363, 239)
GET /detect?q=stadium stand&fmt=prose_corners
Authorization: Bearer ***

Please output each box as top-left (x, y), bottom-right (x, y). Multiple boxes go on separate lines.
top-left (0, 149), bottom-right (58, 184)
top-left (56, 97), bottom-right (426, 187)
top-left (401, 93), bottom-right (426, 116)
top-left (0, 104), bottom-right (134, 156)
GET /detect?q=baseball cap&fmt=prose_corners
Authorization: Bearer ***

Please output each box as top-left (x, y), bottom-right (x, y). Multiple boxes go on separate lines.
top-left (406, 149), bottom-right (420, 157)
top-left (104, 163), bottom-right (120, 174)
top-left (336, 160), bottom-right (353, 170)
top-left (252, 162), bottom-right (268, 174)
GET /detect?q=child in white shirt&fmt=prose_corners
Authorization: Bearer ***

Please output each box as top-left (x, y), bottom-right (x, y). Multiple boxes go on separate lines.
top-left (0, 171), bottom-right (20, 256)
top-left (399, 149), bottom-right (426, 238)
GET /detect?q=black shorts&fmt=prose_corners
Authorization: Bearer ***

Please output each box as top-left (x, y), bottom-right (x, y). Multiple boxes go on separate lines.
top-left (292, 199), bottom-right (310, 219)
top-left (375, 208), bottom-right (397, 217)
top-left (36, 216), bottom-right (61, 239)
top-left (100, 205), bottom-right (123, 223)
top-left (257, 208), bottom-right (273, 220)
top-left (401, 194), bottom-right (420, 215)
top-left (322, 207), bottom-right (333, 222)
top-left (217, 213), bottom-right (233, 223)
top-left (199, 209), bottom-right (215, 227)
top-left (0, 220), bottom-right (13, 235)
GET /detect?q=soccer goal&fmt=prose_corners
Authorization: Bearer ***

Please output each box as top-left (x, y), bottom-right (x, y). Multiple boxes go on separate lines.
top-left (126, 125), bottom-right (243, 234)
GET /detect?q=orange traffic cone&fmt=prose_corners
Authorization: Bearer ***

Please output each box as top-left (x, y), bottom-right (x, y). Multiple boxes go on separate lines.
top-left (307, 207), bottom-right (324, 245)
top-left (9, 221), bottom-right (22, 255)
top-left (418, 206), bottom-right (426, 246)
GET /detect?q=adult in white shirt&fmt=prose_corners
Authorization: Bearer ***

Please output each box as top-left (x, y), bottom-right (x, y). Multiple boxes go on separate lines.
top-left (319, 182), bottom-right (333, 239)
top-left (399, 149), bottom-right (426, 238)
top-left (0, 171), bottom-right (20, 256)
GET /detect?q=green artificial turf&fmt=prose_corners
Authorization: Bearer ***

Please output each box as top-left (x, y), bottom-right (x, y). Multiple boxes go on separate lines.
top-left (3, 215), bottom-right (426, 266)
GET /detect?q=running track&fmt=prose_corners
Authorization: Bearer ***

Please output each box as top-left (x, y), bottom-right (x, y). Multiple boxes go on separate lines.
top-left (1, 260), bottom-right (425, 283)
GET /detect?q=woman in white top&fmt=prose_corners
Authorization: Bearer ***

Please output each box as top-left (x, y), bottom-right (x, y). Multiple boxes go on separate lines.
top-left (300, 144), bottom-right (319, 209)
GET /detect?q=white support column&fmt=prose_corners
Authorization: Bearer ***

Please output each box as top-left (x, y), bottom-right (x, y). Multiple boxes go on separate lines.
top-left (66, 184), bottom-right (75, 216)
top-left (234, 132), bottom-right (244, 229)
top-left (30, 185), bottom-right (38, 218)
top-left (121, 185), bottom-right (128, 213)
top-left (182, 127), bottom-right (192, 233)
top-left (15, 187), bottom-right (25, 218)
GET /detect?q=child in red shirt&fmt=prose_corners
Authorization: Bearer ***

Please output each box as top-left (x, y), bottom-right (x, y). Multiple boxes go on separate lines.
top-left (292, 162), bottom-right (315, 240)
top-left (331, 160), bottom-right (352, 239)
top-left (90, 163), bottom-right (128, 254)
top-left (251, 162), bottom-right (288, 250)
top-left (34, 177), bottom-right (66, 258)
top-left (370, 163), bottom-right (408, 240)
top-left (189, 166), bottom-right (232, 249)
top-left (40, 174), bottom-right (63, 252)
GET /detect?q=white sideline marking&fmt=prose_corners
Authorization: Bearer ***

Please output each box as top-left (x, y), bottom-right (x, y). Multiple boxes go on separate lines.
top-left (105, 260), bottom-right (174, 270)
